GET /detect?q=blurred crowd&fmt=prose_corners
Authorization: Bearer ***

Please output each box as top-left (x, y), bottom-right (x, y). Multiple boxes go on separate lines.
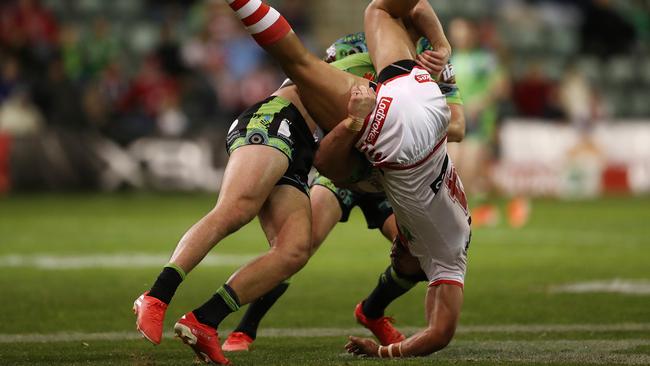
top-left (0, 0), bottom-right (311, 145)
top-left (0, 0), bottom-right (648, 147)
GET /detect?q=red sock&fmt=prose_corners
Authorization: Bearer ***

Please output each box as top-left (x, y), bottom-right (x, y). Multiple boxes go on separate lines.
top-left (226, 0), bottom-right (292, 46)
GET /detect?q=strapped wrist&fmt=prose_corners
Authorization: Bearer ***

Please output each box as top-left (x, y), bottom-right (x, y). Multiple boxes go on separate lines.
top-left (345, 116), bottom-right (365, 132)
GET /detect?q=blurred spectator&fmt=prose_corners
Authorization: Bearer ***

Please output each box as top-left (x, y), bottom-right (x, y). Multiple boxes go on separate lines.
top-left (0, 57), bottom-right (22, 103)
top-left (0, 0), bottom-right (59, 82)
top-left (85, 18), bottom-right (120, 78)
top-left (156, 22), bottom-right (187, 77)
top-left (33, 56), bottom-right (86, 130)
top-left (0, 87), bottom-right (44, 136)
top-left (513, 62), bottom-right (564, 119)
top-left (620, 0), bottom-right (650, 44)
top-left (558, 63), bottom-right (605, 127)
top-left (59, 24), bottom-right (84, 81)
top-left (109, 56), bottom-right (179, 144)
top-left (580, 0), bottom-right (637, 58)
top-left (120, 56), bottom-right (179, 120)
top-left (0, 0), bottom-right (59, 47)
top-left (157, 94), bottom-right (189, 137)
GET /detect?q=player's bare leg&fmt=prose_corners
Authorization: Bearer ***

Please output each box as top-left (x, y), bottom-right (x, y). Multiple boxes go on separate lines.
top-left (364, 0), bottom-right (420, 72)
top-left (223, 183), bottom-right (339, 351)
top-left (224, 184), bottom-right (312, 303)
top-left (309, 185), bottom-right (344, 253)
top-left (133, 145), bottom-right (288, 346)
top-left (169, 145), bottom-right (289, 273)
top-left (222, 0), bottom-right (367, 130)
top-left (174, 184), bottom-right (312, 364)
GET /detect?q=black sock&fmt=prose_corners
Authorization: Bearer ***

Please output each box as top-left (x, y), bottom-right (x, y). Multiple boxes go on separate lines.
top-left (234, 282), bottom-right (290, 340)
top-left (193, 284), bottom-right (241, 329)
top-left (148, 266), bottom-right (184, 304)
top-left (362, 266), bottom-right (420, 319)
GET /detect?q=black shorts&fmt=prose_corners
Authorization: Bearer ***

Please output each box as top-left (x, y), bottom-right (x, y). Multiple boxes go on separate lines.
top-left (226, 96), bottom-right (316, 195)
top-left (311, 172), bottom-right (393, 230)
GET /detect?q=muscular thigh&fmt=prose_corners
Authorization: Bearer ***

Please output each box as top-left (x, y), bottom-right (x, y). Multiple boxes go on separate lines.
top-left (309, 184), bottom-right (343, 252)
top-left (217, 145), bottom-right (289, 210)
top-left (258, 185), bottom-right (312, 254)
top-left (364, 1), bottom-right (417, 73)
top-left (293, 61), bottom-right (366, 131)
top-left (272, 36), bottom-right (367, 131)
top-left (220, 96), bottom-right (316, 208)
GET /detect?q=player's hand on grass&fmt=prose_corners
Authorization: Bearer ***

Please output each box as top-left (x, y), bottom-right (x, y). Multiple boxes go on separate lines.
top-left (345, 336), bottom-right (379, 357)
top-left (346, 85), bottom-right (376, 131)
top-left (416, 49), bottom-right (449, 77)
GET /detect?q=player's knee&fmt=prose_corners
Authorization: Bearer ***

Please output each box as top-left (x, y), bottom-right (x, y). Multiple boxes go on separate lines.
top-left (275, 243), bottom-right (310, 274)
top-left (390, 251), bottom-right (422, 278)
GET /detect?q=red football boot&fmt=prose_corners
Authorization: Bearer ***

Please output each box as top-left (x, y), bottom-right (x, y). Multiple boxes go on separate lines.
top-left (354, 302), bottom-right (405, 346)
top-left (222, 331), bottom-right (254, 352)
top-left (174, 312), bottom-right (230, 365)
top-left (133, 291), bottom-right (167, 345)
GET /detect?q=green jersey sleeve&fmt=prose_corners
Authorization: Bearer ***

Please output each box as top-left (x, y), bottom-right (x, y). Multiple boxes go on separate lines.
top-left (329, 52), bottom-right (377, 80)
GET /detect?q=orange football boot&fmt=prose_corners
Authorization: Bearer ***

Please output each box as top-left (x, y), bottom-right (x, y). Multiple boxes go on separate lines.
top-left (174, 312), bottom-right (230, 365)
top-left (133, 291), bottom-right (167, 345)
top-left (354, 302), bottom-right (405, 346)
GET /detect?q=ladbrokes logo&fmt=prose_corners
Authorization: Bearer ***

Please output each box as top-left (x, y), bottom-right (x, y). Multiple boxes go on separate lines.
top-left (366, 97), bottom-right (393, 145)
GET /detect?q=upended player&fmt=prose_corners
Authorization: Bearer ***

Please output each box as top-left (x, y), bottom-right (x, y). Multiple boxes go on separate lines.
top-left (219, 0), bottom-right (472, 359)
top-left (221, 33), bottom-right (466, 352)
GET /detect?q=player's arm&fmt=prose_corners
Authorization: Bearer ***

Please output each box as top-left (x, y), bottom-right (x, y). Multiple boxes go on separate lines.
top-left (313, 85), bottom-right (376, 183)
top-left (407, 0), bottom-right (451, 76)
top-left (409, 0), bottom-right (450, 54)
top-left (447, 103), bottom-right (465, 143)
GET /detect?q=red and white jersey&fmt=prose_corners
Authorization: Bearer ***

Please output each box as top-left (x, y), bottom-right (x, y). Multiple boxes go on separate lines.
top-left (356, 62), bottom-right (470, 286)
top-left (356, 65), bottom-right (450, 169)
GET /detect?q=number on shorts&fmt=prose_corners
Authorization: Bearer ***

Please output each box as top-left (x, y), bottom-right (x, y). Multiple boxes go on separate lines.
top-left (446, 166), bottom-right (468, 213)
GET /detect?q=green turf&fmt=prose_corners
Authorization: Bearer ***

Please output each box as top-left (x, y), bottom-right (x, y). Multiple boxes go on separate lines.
top-left (0, 193), bottom-right (649, 365)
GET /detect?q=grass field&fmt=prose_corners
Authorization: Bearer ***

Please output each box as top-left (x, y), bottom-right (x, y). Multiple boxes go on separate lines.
top-left (0, 193), bottom-right (649, 365)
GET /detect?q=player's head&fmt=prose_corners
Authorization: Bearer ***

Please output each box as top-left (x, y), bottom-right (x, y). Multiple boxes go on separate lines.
top-left (416, 37), bottom-right (434, 55)
top-left (324, 32), bottom-right (368, 63)
top-left (325, 32), bottom-right (439, 64)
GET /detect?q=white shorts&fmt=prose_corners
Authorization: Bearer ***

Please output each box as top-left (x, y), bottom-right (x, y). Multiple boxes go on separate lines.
top-left (357, 61), bottom-right (471, 287)
top-left (356, 62), bottom-right (450, 168)
top-left (382, 152), bottom-right (471, 287)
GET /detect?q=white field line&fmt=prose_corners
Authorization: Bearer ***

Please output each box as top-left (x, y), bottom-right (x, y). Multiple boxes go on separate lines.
top-left (1, 323), bottom-right (650, 344)
top-left (550, 279), bottom-right (650, 295)
top-left (0, 253), bottom-right (256, 270)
